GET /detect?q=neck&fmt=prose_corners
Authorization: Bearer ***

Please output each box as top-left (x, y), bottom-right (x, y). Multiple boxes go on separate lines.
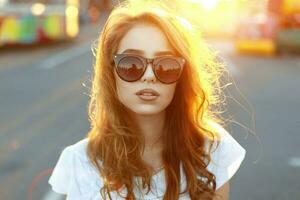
top-left (127, 110), bottom-right (166, 172)
top-left (130, 110), bottom-right (165, 151)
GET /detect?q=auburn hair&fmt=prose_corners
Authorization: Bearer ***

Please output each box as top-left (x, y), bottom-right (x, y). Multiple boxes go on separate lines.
top-left (87, 0), bottom-right (226, 199)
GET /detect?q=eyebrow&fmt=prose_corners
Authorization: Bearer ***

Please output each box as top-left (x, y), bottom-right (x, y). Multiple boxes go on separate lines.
top-left (121, 49), bottom-right (175, 56)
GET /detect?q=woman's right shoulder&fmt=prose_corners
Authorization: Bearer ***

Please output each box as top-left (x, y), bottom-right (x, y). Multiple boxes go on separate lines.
top-left (69, 137), bottom-right (90, 161)
top-left (48, 138), bottom-right (105, 198)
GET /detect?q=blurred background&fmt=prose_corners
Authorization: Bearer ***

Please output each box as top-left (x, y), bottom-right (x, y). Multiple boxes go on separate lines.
top-left (0, 0), bottom-right (299, 199)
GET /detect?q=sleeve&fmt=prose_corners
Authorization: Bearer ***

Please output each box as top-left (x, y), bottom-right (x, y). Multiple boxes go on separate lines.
top-left (48, 144), bottom-right (105, 199)
top-left (48, 146), bottom-right (74, 195)
top-left (206, 126), bottom-right (246, 190)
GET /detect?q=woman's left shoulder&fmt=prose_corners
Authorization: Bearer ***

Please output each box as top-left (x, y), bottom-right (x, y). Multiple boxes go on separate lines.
top-left (205, 122), bottom-right (247, 190)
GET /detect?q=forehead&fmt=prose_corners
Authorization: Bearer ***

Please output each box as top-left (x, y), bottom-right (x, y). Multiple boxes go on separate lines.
top-left (116, 24), bottom-right (175, 57)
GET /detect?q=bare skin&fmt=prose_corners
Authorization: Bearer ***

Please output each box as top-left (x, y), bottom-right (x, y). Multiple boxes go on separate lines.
top-left (115, 24), bottom-right (177, 172)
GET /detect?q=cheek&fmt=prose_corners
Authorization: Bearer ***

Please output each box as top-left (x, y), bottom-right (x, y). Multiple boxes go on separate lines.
top-left (161, 84), bottom-right (177, 103)
top-left (115, 72), bottom-right (137, 105)
top-left (115, 76), bottom-right (129, 101)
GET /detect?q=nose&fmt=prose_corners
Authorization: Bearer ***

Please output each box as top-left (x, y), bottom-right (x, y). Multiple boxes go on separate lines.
top-left (140, 62), bottom-right (157, 83)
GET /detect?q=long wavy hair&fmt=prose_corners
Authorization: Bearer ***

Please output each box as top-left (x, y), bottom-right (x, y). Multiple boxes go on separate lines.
top-left (86, 0), bottom-right (226, 199)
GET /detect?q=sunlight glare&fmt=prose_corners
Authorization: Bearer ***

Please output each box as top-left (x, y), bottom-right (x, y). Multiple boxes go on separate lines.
top-left (176, 16), bottom-right (193, 31)
top-left (191, 0), bottom-right (220, 10)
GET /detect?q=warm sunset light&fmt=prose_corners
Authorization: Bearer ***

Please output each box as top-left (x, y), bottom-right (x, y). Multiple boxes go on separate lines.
top-left (195, 0), bottom-right (220, 10)
top-left (183, 0), bottom-right (242, 37)
top-left (1, 1), bottom-right (299, 200)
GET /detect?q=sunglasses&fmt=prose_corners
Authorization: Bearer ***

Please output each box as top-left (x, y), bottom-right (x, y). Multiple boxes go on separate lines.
top-left (113, 53), bottom-right (186, 84)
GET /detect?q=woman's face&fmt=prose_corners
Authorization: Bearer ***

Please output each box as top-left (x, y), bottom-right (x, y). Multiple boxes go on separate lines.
top-left (115, 23), bottom-right (177, 116)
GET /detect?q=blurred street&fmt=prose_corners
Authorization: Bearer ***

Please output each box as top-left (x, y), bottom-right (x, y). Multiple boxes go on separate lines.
top-left (0, 13), bottom-right (109, 200)
top-left (1, 1), bottom-right (300, 200)
top-left (210, 40), bottom-right (300, 200)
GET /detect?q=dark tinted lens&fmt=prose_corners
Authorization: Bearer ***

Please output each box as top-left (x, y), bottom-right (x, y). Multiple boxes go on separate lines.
top-left (117, 56), bottom-right (144, 81)
top-left (155, 58), bottom-right (182, 83)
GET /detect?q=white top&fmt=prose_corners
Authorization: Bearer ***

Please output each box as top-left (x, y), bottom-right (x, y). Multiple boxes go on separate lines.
top-left (48, 125), bottom-right (246, 200)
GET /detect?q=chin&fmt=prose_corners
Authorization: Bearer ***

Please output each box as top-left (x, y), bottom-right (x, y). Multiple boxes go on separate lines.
top-left (130, 105), bottom-right (165, 116)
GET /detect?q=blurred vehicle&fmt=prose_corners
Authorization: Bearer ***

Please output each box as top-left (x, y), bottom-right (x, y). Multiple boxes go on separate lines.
top-left (0, 0), bottom-right (80, 47)
top-left (235, 13), bottom-right (279, 56)
top-left (272, 0), bottom-right (300, 53)
top-left (235, 0), bottom-right (300, 55)
top-left (276, 29), bottom-right (300, 53)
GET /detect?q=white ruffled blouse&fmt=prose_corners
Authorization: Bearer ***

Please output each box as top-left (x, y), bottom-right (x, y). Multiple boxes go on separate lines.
top-left (48, 126), bottom-right (246, 200)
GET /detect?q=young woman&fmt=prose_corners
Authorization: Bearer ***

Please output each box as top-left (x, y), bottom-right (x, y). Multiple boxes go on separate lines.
top-left (48, 0), bottom-right (246, 199)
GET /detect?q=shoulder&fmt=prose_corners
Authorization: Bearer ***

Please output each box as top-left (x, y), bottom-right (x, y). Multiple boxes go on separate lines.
top-left (69, 137), bottom-right (90, 161)
top-left (48, 138), bottom-right (104, 197)
top-left (205, 122), bottom-right (246, 190)
top-left (53, 138), bottom-right (91, 169)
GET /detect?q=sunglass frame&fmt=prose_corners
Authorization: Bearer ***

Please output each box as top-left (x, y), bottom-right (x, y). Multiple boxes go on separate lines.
top-left (113, 53), bottom-right (186, 84)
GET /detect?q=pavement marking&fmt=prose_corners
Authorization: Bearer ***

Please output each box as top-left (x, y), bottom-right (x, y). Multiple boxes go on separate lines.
top-left (42, 189), bottom-right (64, 200)
top-left (37, 40), bottom-right (94, 70)
top-left (288, 157), bottom-right (300, 168)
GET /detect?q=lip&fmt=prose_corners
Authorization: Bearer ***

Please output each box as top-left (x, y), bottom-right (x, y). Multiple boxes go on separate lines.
top-left (137, 94), bottom-right (159, 101)
top-left (135, 88), bottom-right (160, 96)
